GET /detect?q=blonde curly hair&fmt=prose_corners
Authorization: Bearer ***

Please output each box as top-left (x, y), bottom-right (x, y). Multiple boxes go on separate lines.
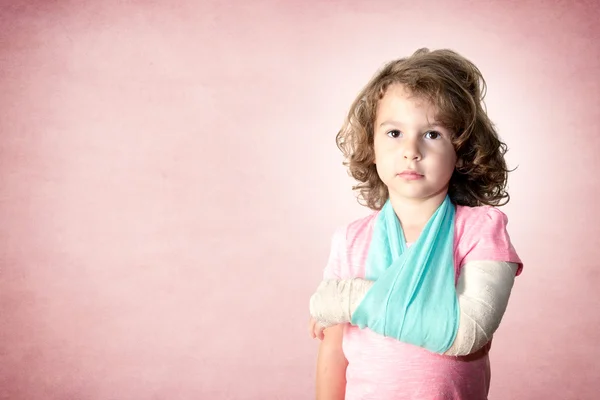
top-left (336, 48), bottom-right (511, 210)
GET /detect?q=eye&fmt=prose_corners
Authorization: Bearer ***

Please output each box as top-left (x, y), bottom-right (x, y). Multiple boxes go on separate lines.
top-left (425, 130), bottom-right (442, 140)
top-left (386, 129), bottom-right (402, 138)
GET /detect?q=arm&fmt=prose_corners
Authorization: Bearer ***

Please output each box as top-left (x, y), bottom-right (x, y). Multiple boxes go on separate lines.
top-left (316, 324), bottom-right (348, 400)
top-left (309, 260), bottom-right (518, 356)
top-left (312, 226), bottom-right (348, 399)
top-left (442, 260), bottom-right (517, 356)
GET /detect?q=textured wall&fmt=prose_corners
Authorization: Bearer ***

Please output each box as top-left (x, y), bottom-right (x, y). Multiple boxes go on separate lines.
top-left (1, 0), bottom-right (598, 399)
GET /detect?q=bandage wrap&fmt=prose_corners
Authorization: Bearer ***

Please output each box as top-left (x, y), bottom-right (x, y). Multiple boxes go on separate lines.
top-left (309, 260), bottom-right (518, 356)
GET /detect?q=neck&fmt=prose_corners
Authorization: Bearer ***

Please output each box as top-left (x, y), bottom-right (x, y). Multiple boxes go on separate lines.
top-left (388, 191), bottom-right (448, 242)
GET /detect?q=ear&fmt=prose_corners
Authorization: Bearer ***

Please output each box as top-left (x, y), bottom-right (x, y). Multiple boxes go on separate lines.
top-left (455, 158), bottom-right (464, 168)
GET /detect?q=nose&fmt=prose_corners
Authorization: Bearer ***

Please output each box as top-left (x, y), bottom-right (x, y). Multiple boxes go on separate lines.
top-left (402, 137), bottom-right (422, 161)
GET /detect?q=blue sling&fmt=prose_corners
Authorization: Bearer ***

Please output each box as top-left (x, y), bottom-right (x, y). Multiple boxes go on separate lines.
top-left (350, 195), bottom-right (459, 353)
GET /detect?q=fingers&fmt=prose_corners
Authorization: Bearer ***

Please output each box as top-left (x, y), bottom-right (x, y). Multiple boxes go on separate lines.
top-left (308, 317), bottom-right (327, 341)
top-left (316, 324), bottom-right (325, 340)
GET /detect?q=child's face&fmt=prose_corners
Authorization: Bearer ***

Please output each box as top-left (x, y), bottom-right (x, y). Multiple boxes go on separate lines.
top-left (373, 84), bottom-right (457, 204)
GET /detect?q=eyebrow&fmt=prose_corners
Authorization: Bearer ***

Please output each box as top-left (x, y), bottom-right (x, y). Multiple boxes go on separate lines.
top-left (378, 120), bottom-right (444, 129)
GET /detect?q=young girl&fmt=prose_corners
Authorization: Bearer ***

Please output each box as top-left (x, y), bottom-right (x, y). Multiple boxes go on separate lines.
top-left (308, 48), bottom-right (523, 400)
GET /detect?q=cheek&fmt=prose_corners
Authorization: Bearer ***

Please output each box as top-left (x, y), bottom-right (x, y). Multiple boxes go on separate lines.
top-left (373, 144), bottom-right (394, 177)
top-left (444, 155), bottom-right (457, 176)
top-left (373, 138), bottom-right (387, 164)
top-left (447, 153), bottom-right (458, 170)
top-left (433, 146), bottom-right (457, 177)
top-left (441, 143), bottom-right (457, 166)
top-left (374, 148), bottom-right (396, 170)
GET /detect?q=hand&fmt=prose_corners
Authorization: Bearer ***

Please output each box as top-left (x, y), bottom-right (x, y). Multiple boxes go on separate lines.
top-left (308, 317), bottom-right (328, 340)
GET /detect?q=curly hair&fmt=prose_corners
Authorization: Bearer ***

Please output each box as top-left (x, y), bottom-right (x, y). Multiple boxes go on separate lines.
top-left (336, 48), bottom-right (511, 210)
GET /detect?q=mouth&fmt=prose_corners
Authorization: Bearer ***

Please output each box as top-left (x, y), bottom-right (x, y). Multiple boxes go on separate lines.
top-left (398, 170), bottom-right (424, 180)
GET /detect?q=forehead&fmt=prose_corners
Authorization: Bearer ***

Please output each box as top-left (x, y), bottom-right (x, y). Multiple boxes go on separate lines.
top-left (375, 83), bottom-right (439, 123)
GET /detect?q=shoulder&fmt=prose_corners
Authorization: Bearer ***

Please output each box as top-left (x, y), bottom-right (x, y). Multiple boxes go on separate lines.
top-left (328, 210), bottom-right (379, 255)
top-left (455, 205), bottom-right (509, 233)
top-left (329, 210), bottom-right (379, 241)
top-left (455, 204), bottom-right (507, 220)
top-left (344, 211), bottom-right (379, 246)
top-left (327, 211), bottom-right (379, 279)
top-left (454, 205), bottom-right (523, 273)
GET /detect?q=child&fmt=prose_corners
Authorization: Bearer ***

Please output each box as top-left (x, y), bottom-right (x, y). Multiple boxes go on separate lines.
top-left (308, 48), bottom-right (523, 400)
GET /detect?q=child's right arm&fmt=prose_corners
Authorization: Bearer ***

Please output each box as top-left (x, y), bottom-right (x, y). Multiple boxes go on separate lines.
top-left (316, 324), bottom-right (348, 400)
top-left (312, 226), bottom-right (348, 399)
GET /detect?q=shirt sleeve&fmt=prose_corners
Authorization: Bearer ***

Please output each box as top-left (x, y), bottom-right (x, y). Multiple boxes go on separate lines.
top-left (323, 225), bottom-right (348, 280)
top-left (460, 207), bottom-right (524, 276)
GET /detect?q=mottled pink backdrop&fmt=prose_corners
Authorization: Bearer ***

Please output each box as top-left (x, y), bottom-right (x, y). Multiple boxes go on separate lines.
top-left (1, 0), bottom-right (598, 399)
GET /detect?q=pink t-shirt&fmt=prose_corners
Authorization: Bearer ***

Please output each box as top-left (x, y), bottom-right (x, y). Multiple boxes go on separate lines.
top-left (323, 205), bottom-right (523, 400)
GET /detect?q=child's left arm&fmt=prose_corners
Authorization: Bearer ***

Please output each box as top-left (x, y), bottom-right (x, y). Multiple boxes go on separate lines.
top-left (441, 259), bottom-right (518, 355)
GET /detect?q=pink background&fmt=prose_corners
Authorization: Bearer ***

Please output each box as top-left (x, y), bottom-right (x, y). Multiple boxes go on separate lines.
top-left (1, 0), bottom-right (598, 399)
